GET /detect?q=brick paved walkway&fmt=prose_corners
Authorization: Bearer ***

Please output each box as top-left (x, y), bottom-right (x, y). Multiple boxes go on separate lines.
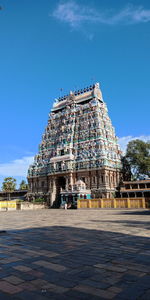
top-left (0, 209), bottom-right (150, 299)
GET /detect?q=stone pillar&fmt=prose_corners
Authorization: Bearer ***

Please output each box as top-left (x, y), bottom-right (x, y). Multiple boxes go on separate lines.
top-left (89, 171), bottom-right (92, 189)
top-left (109, 171), bottom-right (111, 188)
top-left (113, 171), bottom-right (116, 186)
top-left (50, 178), bottom-right (56, 207)
top-left (97, 171), bottom-right (99, 189)
top-left (103, 173), bottom-right (106, 184)
top-left (117, 171), bottom-right (120, 185)
top-left (69, 173), bottom-right (73, 186)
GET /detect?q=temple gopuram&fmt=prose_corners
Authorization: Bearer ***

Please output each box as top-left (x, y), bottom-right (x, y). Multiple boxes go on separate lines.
top-left (27, 83), bottom-right (122, 207)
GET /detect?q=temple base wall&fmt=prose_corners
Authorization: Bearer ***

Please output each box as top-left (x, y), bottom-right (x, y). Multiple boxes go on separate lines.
top-left (27, 167), bottom-right (121, 206)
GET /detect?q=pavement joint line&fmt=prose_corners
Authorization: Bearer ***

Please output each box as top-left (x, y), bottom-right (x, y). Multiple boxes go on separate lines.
top-left (0, 209), bottom-right (150, 299)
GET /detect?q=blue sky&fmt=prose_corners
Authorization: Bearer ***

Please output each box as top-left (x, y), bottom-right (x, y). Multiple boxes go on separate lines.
top-left (0, 0), bottom-right (150, 188)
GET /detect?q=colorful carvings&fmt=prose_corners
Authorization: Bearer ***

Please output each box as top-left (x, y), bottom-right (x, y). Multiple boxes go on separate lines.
top-left (28, 83), bottom-right (121, 177)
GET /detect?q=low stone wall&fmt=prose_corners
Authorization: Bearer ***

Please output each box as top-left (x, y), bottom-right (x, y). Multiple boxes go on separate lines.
top-left (0, 200), bottom-right (47, 211)
top-left (0, 200), bottom-right (17, 211)
top-left (20, 202), bottom-right (47, 210)
top-left (77, 198), bottom-right (146, 209)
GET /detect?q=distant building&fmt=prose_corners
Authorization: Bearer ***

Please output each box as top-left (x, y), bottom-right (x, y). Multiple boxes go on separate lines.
top-left (120, 179), bottom-right (150, 198)
top-left (27, 83), bottom-right (122, 206)
top-left (0, 189), bottom-right (27, 201)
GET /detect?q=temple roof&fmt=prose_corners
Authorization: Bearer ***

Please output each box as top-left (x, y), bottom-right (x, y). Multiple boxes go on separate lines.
top-left (52, 83), bottom-right (103, 112)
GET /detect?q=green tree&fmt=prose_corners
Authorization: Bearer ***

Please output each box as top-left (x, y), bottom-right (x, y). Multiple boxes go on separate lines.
top-left (2, 177), bottom-right (16, 192)
top-left (124, 139), bottom-right (150, 180)
top-left (2, 177), bottom-right (16, 200)
top-left (121, 156), bottom-right (132, 181)
top-left (19, 180), bottom-right (28, 190)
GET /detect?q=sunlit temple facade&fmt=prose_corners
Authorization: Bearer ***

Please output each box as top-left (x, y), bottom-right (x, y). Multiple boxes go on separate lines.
top-left (27, 83), bottom-right (122, 206)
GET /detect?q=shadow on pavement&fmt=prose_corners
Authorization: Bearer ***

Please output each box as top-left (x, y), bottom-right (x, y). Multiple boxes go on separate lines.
top-left (0, 225), bottom-right (150, 299)
top-left (120, 210), bottom-right (150, 216)
top-left (91, 219), bottom-right (150, 230)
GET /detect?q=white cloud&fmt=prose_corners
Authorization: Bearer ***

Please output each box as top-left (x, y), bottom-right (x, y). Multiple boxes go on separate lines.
top-left (0, 156), bottom-right (34, 177)
top-left (118, 135), bottom-right (150, 153)
top-left (52, 1), bottom-right (100, 28)
top-left (52, 1), bottom-right (150, 29)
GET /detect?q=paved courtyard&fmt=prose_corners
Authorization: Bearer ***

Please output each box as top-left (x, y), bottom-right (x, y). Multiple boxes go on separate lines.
top-left (0, 209), bottom-right (150, 300)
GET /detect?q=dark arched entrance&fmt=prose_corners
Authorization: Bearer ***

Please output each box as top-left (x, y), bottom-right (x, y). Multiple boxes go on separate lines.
top-left (55, 177), bottom-right (66, 207)
top-left (57, 177), bottom-right (66, 190)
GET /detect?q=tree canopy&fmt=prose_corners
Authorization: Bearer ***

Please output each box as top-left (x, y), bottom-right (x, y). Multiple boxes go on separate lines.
top-left (121, 156), bottom-right (132, 181)
top-left (19, 180), bottom-right (28, 190)
top-left (2, 177), bottom-right (16, 192)
top-left (124, 139), bottom-right (150, 180)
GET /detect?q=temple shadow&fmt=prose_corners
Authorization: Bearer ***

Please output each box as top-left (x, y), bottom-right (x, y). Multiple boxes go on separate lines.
top-left (91, 219), bottom-right (150, 230)
top-left (120, 210), bottom-right (150, 215)
top-left (0, 224), bottom-right (150, 299)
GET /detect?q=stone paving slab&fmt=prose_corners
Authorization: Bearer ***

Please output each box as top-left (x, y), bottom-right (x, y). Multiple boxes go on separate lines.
top-left (0, 209), bottom-right (150, 299)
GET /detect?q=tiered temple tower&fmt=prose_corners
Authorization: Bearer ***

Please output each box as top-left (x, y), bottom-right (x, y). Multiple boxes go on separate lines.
top-left (27, 83), bottom-right (122, 206)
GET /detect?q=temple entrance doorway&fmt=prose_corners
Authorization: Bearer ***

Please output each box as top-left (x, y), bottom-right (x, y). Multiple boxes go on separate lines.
top-left (55, 177), bottom-right (66, 207)
top-left (57, 177), bottom-right (66, 190)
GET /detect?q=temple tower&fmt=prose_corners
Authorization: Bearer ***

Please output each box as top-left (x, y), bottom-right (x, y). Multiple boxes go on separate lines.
top-left (27, 83), bottom-right (122, 206)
